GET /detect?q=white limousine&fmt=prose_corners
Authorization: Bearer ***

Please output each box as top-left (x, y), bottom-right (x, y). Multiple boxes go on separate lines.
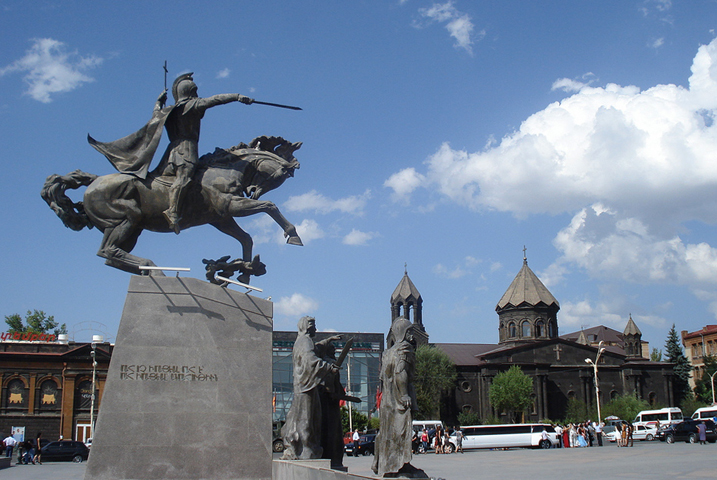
top-left (448, 423), bottom-right (559, 451)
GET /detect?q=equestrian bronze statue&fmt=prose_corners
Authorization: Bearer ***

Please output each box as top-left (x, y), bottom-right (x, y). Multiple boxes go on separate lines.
top-left (41, 73), bottom-right (303, 284)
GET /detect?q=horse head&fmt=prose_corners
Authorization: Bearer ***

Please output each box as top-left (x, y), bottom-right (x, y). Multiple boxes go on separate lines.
top-left (244, 137), bottom-right (301, 200)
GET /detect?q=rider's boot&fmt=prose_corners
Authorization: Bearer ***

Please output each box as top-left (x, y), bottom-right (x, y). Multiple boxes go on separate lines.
top-left (163, 208), bottom-right (181, 234)
top-left (164, 183), bottom-right (184, 234)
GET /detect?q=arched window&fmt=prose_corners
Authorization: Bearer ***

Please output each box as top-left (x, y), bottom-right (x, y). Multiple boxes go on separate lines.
top-left (536, 320), bottom-right (545, 337)
top-left (38, 379), bottom-right (60, 411)
top-left (5, 378), bottom-right (27, 409)
top-left (509, 323), bottom-right (517, 338)
top-left (522, 321), bottom-right (531, 338)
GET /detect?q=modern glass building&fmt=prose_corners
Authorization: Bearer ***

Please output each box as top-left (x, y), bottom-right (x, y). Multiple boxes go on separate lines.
top-left (272, 331), bottom-right (384, 423)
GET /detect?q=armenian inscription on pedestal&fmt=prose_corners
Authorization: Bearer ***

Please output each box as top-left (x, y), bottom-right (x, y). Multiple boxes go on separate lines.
top-left (84, 275), bottom-right (273, 480)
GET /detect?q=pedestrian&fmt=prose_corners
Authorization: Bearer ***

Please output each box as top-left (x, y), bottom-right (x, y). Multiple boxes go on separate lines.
top-left (454, 427), bottom-right (463, 453)
top-left (562, 424), bottom-right (569, 448)
top-left (620, 422), bottom-right (628, 447)
top-left (587, 421), bottom-right (595, 446)
top-left (627, 423), bottom-right (634, 447)
top-left (434, 426), bottom-right (443, 454)
top-left (442, 430), bottom-right (450, 453)
top-left (352, 429), bottom-right (360, 457)
top-left (420, 429), bottom-right (429, 453)
top-left (33, 432), bottom-right (42, 464)
top-left (698, 421), bottom-right (707, 445)
top-left (554, 424), bottom-right (562, 448)
top-left (569, 423), bottom-right (578, 448)
top-left (596, 422), bottom-right (603, 446)
top-left (541, 428), bottom-right (549, 448)
top-left (22, 438), bottom-right (34, 465)
top-left (2, 433), bottom-right (16, 458)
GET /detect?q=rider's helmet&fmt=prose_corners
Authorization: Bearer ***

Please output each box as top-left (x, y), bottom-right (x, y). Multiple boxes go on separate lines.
top-left (172, 72), bottom-right (197, 103)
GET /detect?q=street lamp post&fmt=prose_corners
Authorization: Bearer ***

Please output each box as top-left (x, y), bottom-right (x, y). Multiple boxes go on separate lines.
top-left (585, 341), bottom-right (606, 423)
top-left (709, 370), bottom-right (717, 405)
top-left (90, 342), bottom-right (98, 439)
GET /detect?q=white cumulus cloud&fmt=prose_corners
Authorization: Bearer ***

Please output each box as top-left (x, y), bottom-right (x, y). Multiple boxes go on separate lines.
top-left (385, 36), bottom-right (717, 319)
top-left (285, 190), bottom-right (371, 215)
top-left (416, 2), bottom-right (479, 55)
top-left (384, 168), bottom-right (426, 204)
top-left (274, 293), bottom-right (319, 317)
top-left (1, 38), bottom-right (102, 103)
top-left (343, 229), bottom-right (378, 246)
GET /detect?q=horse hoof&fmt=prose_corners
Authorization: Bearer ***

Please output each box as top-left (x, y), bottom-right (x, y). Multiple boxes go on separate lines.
top-left (286, 236), bottom-right (303, 246)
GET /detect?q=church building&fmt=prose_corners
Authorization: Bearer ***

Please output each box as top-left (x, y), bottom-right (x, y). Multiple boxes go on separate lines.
top-left (427, 255), bottom-right (677, 423)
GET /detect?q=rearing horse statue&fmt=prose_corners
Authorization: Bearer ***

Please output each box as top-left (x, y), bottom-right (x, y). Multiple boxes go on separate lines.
top-left (41, 135), bottom-right (303, 283)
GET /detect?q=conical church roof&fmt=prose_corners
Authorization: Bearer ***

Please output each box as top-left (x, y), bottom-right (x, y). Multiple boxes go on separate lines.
top-left (391, 270), bottom-right (422, 304)
top-left (496, 259), bottom-right (559, 311)
top-left (623, 315), bottom-right (642, 336)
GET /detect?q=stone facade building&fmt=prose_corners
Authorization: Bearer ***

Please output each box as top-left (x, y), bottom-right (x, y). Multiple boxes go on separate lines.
top-left (434, 257), bottom-right (677, 423)
top-left (681, 325), bottom-right (717, 388)
top-left (0, 339), bottom-right (111, 443)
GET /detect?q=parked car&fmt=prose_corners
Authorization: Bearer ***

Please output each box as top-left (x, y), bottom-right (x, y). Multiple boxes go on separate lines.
top-left (344, 434), bottom-right (376, 456)
top-left (656, 419), bottom-right (717, 444)
top-left (40, 441), bottom-right (90, 463)
top-left (605, 424), bottom-right (657, 442)
top-left (272, 421), bottom-right (285, 453)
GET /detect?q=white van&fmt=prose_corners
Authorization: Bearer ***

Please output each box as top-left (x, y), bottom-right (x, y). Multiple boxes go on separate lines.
top-left (633, 408), bottom-right (683, 427)
top-left (412, 420), bottom-right (444, 435)
top-left (691, 406), bottom-right (717, 421)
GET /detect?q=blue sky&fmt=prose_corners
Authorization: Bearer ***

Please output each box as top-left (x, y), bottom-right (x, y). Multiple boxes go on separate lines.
top-left (2, 1), bottom-right (717, 351)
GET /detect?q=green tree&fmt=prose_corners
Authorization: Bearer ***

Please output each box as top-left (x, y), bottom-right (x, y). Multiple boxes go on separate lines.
top-left (341, 406), bottom-right (368, 433)
top-left (5, 310), bottom-right (67, 336)
top-left (457, 411), bottom-right (481, 426)
top-left (650, 348), bottom-right (662, 362)
top-left (563, 397), bottom-right (597, 424)
top-left (664, 324), bottom-right (692, 406)
top-left (681, 392), bottom-right (708, 418)
top-left (601, 393), bottom-right (649, 423)
top-left (488, 365), bottom-right (533, 423)
top-left (414, 344), bottom-right (457, 420)
top-left (694, 355), bottom-right (717, 404)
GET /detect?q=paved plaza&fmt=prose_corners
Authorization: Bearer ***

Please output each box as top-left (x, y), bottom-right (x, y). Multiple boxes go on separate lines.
top-left (0, 441), bottom-right (714, 480)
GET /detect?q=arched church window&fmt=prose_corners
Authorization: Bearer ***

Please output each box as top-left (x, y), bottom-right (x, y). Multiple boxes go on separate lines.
top-left (536, 320), bottom-right (545, 337)
top-left (522, 321), bottom-right (531, 338)
top-left (509, 323), bottom-right (516, 338)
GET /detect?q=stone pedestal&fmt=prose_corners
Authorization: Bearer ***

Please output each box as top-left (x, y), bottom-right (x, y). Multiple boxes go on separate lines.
top-left (84, 276), bottom-right (273, 480)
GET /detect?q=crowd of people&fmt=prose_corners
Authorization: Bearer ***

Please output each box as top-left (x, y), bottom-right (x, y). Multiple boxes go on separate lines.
top-left (411, 426), bottom-right (464, 454)
top-left (553, 421), bottom-right (609, 448)
top-left (2, 431), bottom-right (45, 465)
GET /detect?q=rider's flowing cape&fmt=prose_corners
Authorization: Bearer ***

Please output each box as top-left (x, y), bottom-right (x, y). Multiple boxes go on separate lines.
top-left (87, 105), bottom-right (175, 180)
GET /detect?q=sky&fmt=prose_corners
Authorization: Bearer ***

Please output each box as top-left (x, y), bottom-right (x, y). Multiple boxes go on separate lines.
top-left (2, 1), bottom-right (717, 352)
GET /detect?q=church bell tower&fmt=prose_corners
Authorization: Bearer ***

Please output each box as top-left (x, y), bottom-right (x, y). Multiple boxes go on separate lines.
top-left (496, 251), bottom-right (560, 345)
top-left (390, 266), bottom-right (429, 347)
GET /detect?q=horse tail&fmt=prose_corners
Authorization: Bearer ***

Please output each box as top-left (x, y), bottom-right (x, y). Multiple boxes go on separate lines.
top-left (41, 170), bottom-right (99, 231)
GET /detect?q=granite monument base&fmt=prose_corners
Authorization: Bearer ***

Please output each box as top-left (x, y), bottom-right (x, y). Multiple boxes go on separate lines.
top-left (84, 275), bottom-right (273, 480)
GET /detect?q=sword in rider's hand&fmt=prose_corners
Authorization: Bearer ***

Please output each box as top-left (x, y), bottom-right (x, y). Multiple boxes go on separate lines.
top-left (250, 99), bottom-right (302, 111)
